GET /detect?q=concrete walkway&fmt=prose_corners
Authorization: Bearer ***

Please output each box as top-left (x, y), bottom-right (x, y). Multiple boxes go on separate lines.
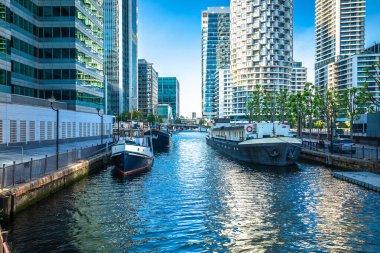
top-left (0, 138), bottom-right (113, 166)
top-left (333, 172), bottom-right (380, 192)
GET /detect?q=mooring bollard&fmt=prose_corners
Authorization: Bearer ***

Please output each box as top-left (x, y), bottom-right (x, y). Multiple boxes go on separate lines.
top-left (29, 158), bottom-right (33, 182)
top-left (2, 164), bottom-right (5, 189)
top-left (12, 161), bottom-right (16, 186)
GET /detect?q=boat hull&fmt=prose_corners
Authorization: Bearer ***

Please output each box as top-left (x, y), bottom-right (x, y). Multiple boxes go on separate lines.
top-left (206, 137), bottom-right (302, 166)
top-left (145, 130), bottom-right (171, 149)
top-left (112, 152), bottom-right (153, 175)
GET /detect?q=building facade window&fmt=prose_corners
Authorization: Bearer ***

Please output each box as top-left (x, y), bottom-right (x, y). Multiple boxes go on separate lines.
top-left (68, 122), bottom-right (72, 138)
top-left (10, 120), bottom-right (17, 143)
top-left (40, 121), bottom-right (45, 141)
top-left (62, 122), bottom-right (66, 139)
top-left (20, 120), bottom-right (26, 142)
top-left (72, 122), bottom-right (76, 138)
top-left (79, 122), bottom-right (83, 137)
top-left (29, 121), bottom-right (35, 142)
top-left (47, 121), bottom-right (52, 140)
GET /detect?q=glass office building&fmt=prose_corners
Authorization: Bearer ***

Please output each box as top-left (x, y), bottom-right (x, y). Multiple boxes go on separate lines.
top-left (201, 7), bottom-right (230, 119)
top-left (104, 0), bottom-right (138, 115)
top-left (138, 59), bottom-right (158, 117)
top-left (158, 77), bottom-right (180, 117)
top-left (0, 0), bottom-right (104, 112)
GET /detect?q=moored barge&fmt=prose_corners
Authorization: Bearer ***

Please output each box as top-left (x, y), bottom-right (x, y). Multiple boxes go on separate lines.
top-left (206, 122), bottom-right (302, 166)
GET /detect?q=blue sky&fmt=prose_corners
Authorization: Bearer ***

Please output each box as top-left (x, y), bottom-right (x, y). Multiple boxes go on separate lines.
top-left (138, 0), bottom-right (380, 118)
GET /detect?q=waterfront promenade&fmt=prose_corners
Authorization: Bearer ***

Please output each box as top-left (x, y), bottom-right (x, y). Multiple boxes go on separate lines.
top-left (0, 138), bottom-right (113, 167)
top-left (302, 138), bottom-right (380, 161)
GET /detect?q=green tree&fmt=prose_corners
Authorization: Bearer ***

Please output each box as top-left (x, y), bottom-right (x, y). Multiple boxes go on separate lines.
top-left (303, 83), bottom-right (323, 138)
top-left (286, 91), bottom-right (306, 138)
top-left (319, 88), bottom-right (340, 141)
top-left (315, 120), bottom-right (325, 134)
top-left (338, 87), bottom-right (367, 139)
top-left (276, 88), bottom-right (289, 123)
top-left (262, 89), bottom-right (273, 121)
top-left (246, 85), bottom-right (264, 122)
top-left (364, 62), bottom-right (380, 108)
top-left (120, 111), bottom-right (130, 122)
top-left (132, 109), bottom-right (143, 121)
top-left (147, 113), bottom-right (157, 124)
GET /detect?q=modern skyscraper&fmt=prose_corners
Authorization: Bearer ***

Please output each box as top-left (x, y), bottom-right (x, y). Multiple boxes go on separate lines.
top-left (201, 7), bottom-right (230, 119)
top-left (290, 62), bottom-right (307, 93)
top-left (158, 77), bottom-right (180, 117)
top-left (230, 0), bottom-right (293, 117)
top-left (0, 0), bottom-right (104, 113)
top-left (138, 59), bottom-right (158, 117)
top-left (104, 0), bottom-right (138, 116)
top-left (315, 0), bottom-right (365, 93)
top-left (334, 43), bottom-right (380, 111)
top-left (216, 66), bottom-right (232, 118)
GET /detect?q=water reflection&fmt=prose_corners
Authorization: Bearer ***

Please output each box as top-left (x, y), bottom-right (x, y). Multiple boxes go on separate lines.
top-left (7, 132), bottom-right (380, 252)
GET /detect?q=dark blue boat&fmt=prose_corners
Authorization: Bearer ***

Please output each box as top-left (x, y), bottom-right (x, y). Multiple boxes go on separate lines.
top-left (145, 129), bottom-right (171, 149)
top-left (111, 137), bottom-right (154, 175)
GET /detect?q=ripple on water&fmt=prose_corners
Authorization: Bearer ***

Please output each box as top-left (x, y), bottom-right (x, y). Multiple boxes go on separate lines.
top-left (7, 132), bottom-right (380, 253)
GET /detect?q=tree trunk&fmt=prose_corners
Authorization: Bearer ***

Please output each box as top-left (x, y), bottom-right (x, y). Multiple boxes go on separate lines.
top-left (350, 117), bottom-right (354, 139)
top-left (309, 117), bottom-right (312, 141)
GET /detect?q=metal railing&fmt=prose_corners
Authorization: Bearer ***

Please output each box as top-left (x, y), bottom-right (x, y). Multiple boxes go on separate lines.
top-left (0, 143), bottom-right (109, 189)
top-left (302, 141), bottom-right (380, 162)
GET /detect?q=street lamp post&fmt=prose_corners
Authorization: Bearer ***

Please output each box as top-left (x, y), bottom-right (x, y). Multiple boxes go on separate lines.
top-left (48, 96), bottom-right (59, 170)
top-left (97, 108), bottom-right (104, 145)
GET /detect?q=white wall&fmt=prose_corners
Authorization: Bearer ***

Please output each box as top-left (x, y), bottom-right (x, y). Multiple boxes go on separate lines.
top-left (0, 103), bottom-right (113, 145)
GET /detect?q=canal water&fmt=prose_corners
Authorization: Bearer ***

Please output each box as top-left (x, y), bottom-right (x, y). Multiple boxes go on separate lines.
top-left (7, 132), bottom-right (380, 252)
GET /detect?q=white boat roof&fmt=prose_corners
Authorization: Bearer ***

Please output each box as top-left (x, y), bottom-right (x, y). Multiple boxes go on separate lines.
top-left (239, 137), bottom-right (302, 145)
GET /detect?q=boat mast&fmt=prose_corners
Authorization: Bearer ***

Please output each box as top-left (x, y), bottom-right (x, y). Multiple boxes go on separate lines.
top-left (130, 106), bottom-right (133, 138)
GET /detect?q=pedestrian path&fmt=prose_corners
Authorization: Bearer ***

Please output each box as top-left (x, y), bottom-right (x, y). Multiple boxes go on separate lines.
top-left (333, 172), bottom-right (380, 192)
top-left (0, 138), bottom-right (112, 166)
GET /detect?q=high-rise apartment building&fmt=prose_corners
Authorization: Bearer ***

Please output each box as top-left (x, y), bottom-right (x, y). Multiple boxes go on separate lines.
top-left (216, 66), bottom-right (232, 118)
top-left (290, 62), bottom-right (307, 93)
top-left (201, 7), bottom-right (230, 119)
top-left (138, 59), bottom-right (158, 117)
top-left (315, 0), bottom-right (365, 92)
top-left (230, 0), bottom-right (293, 117)
top-left (158, 77), bottom-right (180, 117)
top-left (104, 0), bottom-right (138, 115)
top-left (334, 43), bottom-right (380, 110)
top-left (0, 0), bottom-right (104, 113)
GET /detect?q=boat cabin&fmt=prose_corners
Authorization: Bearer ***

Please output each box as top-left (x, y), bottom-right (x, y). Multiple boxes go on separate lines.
top-left (209, 122), bottom-right (291, 142)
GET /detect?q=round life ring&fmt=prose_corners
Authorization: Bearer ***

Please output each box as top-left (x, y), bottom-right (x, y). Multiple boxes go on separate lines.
top-left (246, 126), bottom-right (253, 132)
